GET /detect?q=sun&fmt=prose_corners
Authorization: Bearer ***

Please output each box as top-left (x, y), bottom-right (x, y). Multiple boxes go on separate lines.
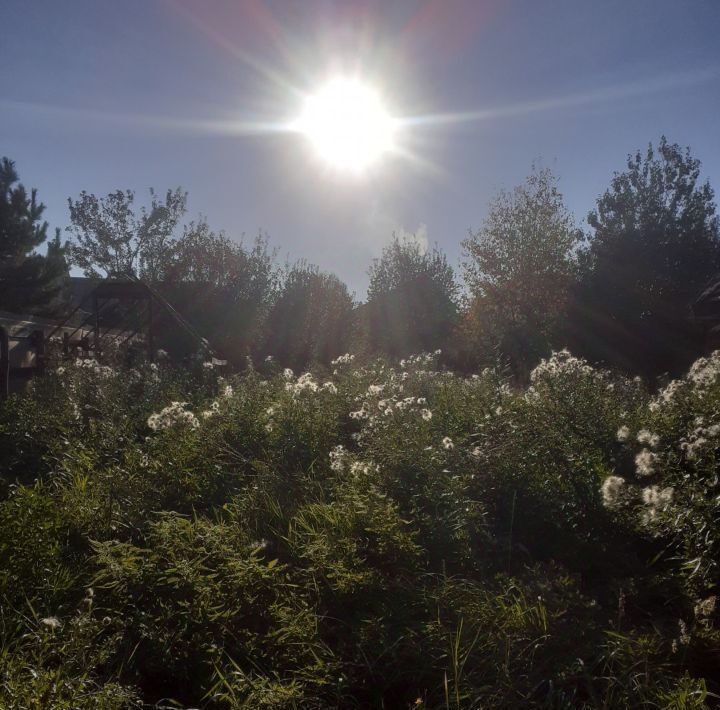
top-left (295, 78), bottom-right (396, 173)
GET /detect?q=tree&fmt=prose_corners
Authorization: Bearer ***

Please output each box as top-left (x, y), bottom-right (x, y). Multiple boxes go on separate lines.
top-left (155, 226), bottom-right (279, 364)
top-left (0, 157), bottom-right (69, 314)
top-left (264, 261), bottom-right (355, 370)
top-left (67, 187), bottom-right (187, 279)
top-left (365, 235), bottom-right (459, 358)
top-left (571, 137), bottom-right (720, 377)
top-left (462, 167), bottom-right (582, 376)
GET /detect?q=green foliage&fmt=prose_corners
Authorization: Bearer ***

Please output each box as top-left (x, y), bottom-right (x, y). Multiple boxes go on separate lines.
top-left (462, 167), bottom-right (583, 378)
top-left (0, 157), bottom-right (69, 314)
top-left (366, 235), bottom-right (459, 358)
top-left (1, 351), bottom-right (719, 707)
top-left (571, 136), bottom-right (720, 378)
top-left (264, 261), bottom-right (355, 370)
top-left (67, 187), bottom-right (188, 279)
top-left (157, 229), bottom-right (279, 364)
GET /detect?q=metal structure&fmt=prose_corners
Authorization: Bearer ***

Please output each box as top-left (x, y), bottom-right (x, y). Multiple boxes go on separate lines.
top-left (47, 275), bottom-right (218, 363)
top-left (0, 276), bottom-right (223, 400)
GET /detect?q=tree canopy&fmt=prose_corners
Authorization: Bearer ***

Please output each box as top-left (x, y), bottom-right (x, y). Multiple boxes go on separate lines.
top-left (0, 157), bottom-right (68, 314)
top-left (265, 261), bottom-right (355, 369)
top-left (67, 187), bottom-right (187, 279)
top-left (366, 235), bottom-right (459, 358)
top-left (462, 167), bottom-right (582, 376)
top-left (570, 137), bottom-right (720, 377)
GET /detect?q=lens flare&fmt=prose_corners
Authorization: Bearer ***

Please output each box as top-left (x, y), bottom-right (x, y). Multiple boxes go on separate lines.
top-left (295, 78), bottom-right (395, 173)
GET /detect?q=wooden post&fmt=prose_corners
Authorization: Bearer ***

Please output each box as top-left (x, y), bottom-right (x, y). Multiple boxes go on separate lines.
top-left (0, 326), bottom-right (9, 401)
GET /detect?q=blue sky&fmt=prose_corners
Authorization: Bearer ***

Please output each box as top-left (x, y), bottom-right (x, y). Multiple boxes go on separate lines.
top-left (2, 0), bottom-right (720, 297)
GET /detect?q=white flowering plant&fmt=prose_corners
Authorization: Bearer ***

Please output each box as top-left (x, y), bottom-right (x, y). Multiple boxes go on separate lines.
top-left (0, 349), bottom-right (717, 707)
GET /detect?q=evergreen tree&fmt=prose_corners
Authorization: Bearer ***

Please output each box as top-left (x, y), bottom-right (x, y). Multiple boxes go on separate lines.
top-left (570, 137), bottom-right (720, 377)
top-left (0, 157), bottom-right (68, 314)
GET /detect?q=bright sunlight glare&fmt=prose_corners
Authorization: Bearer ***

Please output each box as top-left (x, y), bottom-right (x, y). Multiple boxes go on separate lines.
top-left (294, 78), bottom-right (396, 173)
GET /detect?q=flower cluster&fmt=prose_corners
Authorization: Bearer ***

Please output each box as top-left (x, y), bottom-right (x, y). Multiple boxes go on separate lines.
top-left (635, 449), bottom-right (657, 477)
top-left (530, 349), bottom-right (597, 383)
top-left (147, 401), bottom-right (200, 431)
top-left (679, 419), bottom-right (720, 461)
top-left (601, 475), bottom-right (626, 507)
top-left (399, 350), bottom-right (441, 370)
top-left (641, 485), bottom-right (674, 523)
top-left (328, 444), bottom-right (378, 476)
top-left (330, 353), bottom-right (355, 366)
top-left (201, 401), bottom-right (220, 419)
top-left (637, 429), bottom-right (660, 448)
top-left (688, 351), bottom-right (720, 390)
top-left (74, 358), bottom-right (114, 378)
top-left (649, 351), bottom-right (720, 412)
top-left (284, 372), bottom-right (336, 397)
top-left (349, 388), bottom-right (432, 424)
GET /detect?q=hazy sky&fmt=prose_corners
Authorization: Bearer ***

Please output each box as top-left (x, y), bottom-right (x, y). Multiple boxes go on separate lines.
top-left (2, 0), bottom-right (720, 297)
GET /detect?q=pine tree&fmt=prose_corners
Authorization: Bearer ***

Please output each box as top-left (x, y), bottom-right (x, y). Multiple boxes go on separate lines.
top-left (571, 137), bottom-right (720, 377)
top-left (0, 157), bottom-right (68, 314)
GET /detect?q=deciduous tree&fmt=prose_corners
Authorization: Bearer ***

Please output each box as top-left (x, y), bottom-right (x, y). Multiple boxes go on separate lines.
top-left (265, 261), bottom-right (355, 369)
top-left (67, 187), bottom-right (187, 279)
top-left (366, 235), bottom-right (458, 358)
top-left (462, 167), bottom-right (581, 376)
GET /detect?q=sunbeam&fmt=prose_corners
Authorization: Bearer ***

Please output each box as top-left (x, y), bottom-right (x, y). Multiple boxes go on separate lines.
top-left (401, 66), bottom-right (720, 129)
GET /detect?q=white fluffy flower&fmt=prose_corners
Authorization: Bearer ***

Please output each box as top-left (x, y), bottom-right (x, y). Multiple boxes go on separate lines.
top-left (201, 400), bottom-right (220, 419)
top-left (616, 425), bottom-right (630, 443)
top-left (40, 617), bottom-right (62, 631)
top-left (349, 407), bottom-right (369, 420)
top-left (635, 449), bottom-right (657, 477)
top-left (637, 429), bottom-right (660, 448)
top-left (147, 401), bottom-right (200, 431)
top-left (601, 476), bottom-right (625, 507)
top-left (421, 408), bottom-right (433, 421)
top-left (329, 445), bottom-right (346, 472)
top-left (442, 436), bottom-right (454, 451)
top-left (350, 460), bottom-right (378, 476)
top-left (642, 485), bottom-right (674, 522)
top-left (330, 353), bottom-right (355, 366)
top-left (642, 485), bottom-right (673, 507)
top-left (530, 350), bottom-right (596, 383)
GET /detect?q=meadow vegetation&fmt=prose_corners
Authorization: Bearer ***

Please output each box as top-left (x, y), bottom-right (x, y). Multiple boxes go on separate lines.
top-left (1, 349), bottom-right (719, 707)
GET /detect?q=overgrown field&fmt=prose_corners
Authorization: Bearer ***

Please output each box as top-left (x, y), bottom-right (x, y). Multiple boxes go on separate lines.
top-left (1, 351), bottom-right (719, 708)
